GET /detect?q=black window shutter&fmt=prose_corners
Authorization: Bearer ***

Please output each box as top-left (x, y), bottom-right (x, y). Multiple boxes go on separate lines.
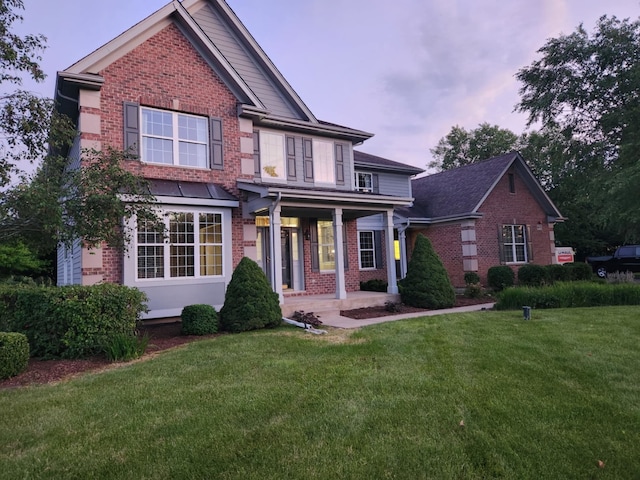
top-left (123, 101), bottom-right (139, 156)
top-left (303, 138), bottom-right (314, 182)
top-left (526, 225), bottom-right (533, 262)
top-left (343, 223), bottom-right (349, 270)
top-left (286, 136), bottom-right (297, 180)
top-left (209, 117), bottom-right (223, 170)
top-left (310, 218), bottom-right (319, 272)
top-left (372, 174), bottom-right (380, 194)
top-left (498, 225), bottom-right (505, 264)
top-left (253, 131), bottom-right (260, 176)
top-left (335, 144), bottom-right (345, 185)
top-left (374, 230), bottom-right (383, 269)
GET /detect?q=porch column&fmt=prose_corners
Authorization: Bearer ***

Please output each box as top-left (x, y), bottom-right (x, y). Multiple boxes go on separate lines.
top-left (398, 226), bottom-right (408, 279)
top-left (270, 203), bottom-right (284, 303)
top-left (385, 209), bottom-right (399, 294)
top-left (333, 208), bottom-right (347, 299)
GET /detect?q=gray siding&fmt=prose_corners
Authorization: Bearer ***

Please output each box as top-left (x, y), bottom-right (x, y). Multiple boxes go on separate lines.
top-left (354, 170), bottom-right (412, 197)
top-left (140, 281), bottom-right (227, 319)
top-left (193, 5), bottom-right (302, 119)
top-left (57, 239), bottom-right (82, 286)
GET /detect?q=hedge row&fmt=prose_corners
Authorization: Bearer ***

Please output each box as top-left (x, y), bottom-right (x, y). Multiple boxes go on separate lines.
top-left (0, 283), bottom-right (147, 359)
top-left (495, 281), bottom-right (640, 310)
top-left (0, 332), bottom-right (29, 380)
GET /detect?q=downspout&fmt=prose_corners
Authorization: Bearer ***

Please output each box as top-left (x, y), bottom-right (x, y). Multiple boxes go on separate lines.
top-left (398, 219), bottom-right (411, 279)
top-left (269, 192), bottom-right (283, 302)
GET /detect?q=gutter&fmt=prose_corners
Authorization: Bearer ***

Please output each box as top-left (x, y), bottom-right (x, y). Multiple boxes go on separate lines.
top-left (282, 317), bottom-right (327, 334)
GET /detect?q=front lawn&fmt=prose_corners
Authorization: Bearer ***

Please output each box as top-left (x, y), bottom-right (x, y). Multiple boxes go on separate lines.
top-left (1, 306), bottom-right (639, 479)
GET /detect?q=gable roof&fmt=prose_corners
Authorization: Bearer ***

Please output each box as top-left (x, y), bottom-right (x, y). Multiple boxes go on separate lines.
top-left (55, 0), bottom-right (372, 143)
top-left (354, 151), bottom-right (424, 176)
top-left (397, 152), bottom-right (564, 223)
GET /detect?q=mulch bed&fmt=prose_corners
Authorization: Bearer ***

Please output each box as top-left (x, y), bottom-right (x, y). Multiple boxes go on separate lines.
top-left (1, 296), bottom-right (493, 389)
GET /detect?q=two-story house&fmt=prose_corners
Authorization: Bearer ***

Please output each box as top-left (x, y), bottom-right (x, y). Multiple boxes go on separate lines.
top-left (54, 0), bottom-right (421, 318)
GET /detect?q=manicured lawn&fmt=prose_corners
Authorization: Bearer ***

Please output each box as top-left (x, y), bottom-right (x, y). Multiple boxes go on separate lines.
top-left (1, 306), bottom-right (639, 479)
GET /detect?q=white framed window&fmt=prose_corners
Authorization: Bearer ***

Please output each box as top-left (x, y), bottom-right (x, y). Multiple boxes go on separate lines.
top-left (313, 139), bottom-right (335, 185)
top-left (141, 107), bottom-right (209, 168)
top-left (358, 231), bottom-right (376, 269)
top-left (317, 220), bottom-right (335, 271)
top-left (136, 210), bottom-right (224, 280)
top-left (260, 131), bottom-right (286, 181)
top-left (355, 172), bottom-right (373, 192)
top-left (502, 225), bottom-right (527, 263)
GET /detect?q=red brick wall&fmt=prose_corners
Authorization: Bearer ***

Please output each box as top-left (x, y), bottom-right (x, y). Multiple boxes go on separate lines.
top-left (80, 24), bottom-right (252, 282)
top-left (406, 167), bottom-right (555, 288)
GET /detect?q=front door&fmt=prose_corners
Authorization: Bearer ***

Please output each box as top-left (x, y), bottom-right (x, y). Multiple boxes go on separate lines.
top-left (281, 229), bottom-right (292, 289)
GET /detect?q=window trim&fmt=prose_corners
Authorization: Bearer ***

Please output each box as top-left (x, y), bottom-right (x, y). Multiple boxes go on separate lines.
top-left (502, 224), bottom-right (528, 264)
top-left (259, 131), bottom-right (287, 182)
top-left (140, 107), bottom-right (210, 168)
top-left (358, 230), bottom-right (376, 269)
top-left (135, 208), bottom-right (225, 282)
top-left (355, 171), bottom-right (373, 192)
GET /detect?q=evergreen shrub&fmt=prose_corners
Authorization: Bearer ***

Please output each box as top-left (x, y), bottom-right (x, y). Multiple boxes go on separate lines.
top-left (219, 257), bottom-right (282, 333)
top-left (360, 279), bottom-right (388, 292)
top-left (517, 264), bottom-right (548, 287)
top-left (399, 234), bottom-right (455, 309)
top-left (0, 332), bottom-right (29, 380)
top-left (565, 262), bottom-right (594, 281)
top-left (487, 266), bottom-right (515, 291)
top-left (181, 304), bottom-right (218, 335)
top-left (463, 272), bottom-right (481, 285)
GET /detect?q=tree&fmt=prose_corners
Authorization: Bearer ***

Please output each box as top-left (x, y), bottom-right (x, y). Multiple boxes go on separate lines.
top-left (516, 15), bottom-right (640, 242)
top-left (399, 234), bottom-right (455, 309)
top-left (0, 0), bottom-right (52, 186)
top-left (429, 123), bottom-right (520, 171)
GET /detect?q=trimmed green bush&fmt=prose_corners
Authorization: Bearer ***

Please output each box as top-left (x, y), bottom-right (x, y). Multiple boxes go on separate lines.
top-left (181, 304), bottom-right (218, 335)
top-left (219, 257), bottom-right (282, 333)
top-left (0, 283), bottom-right (147, 359)
top-left (495, 281), bottom-right (640, 310)
top-left (0, 332), bottom-right (29, 380)
top-left (463, 271), bottom-right (481, 285)
top-left (399, 234), bottom-right (455, 309)
top-left (518, 264), bottom-right (548, 287)
top-left (565, 262), bottom-right (593, 281)
top-left (545, 264), bottom-right (571, 283)
top-left (487, 265), bottom-right (515, 291)
top-left (359, 279), bottom-right (388, 292)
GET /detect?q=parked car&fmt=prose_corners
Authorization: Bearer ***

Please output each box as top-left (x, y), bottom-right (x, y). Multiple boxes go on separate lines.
top-left (586, 245), bottom-right (640, 278)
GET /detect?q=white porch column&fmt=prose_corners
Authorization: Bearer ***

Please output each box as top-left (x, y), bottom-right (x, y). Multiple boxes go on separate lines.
top-left (333, 208), bottom-right (347, 299)
top-left (385, 209), bottom-right (399, 294)
top-left (270, 203), bottom-right (284, 303)
top-left (398, 226), bottom-right (408, 279)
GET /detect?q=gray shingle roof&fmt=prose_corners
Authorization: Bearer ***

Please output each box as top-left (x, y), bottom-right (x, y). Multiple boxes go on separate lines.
top-left (399, 152), bottom-right (518, 219)
top-left (354, 150), bottom-right (424, 175)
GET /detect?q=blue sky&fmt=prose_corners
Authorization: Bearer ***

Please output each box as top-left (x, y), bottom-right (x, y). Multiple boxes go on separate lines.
top-left (17, 0), bottom-right (640, 171)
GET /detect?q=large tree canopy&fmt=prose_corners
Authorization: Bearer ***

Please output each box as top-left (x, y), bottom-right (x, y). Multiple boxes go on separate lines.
top-left (516, 15), bottom-right (640, 241)
top-left (429, 123), bottom-right (520, 171)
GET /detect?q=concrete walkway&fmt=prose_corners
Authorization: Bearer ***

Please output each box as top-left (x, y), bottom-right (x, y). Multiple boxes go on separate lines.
top-left (318, 303), bottom-right (496, 329)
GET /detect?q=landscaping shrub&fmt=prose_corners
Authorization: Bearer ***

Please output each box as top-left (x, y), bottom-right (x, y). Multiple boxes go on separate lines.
top-left (487, 265), bottom-right (514, 291)
top-left (289, 310), bottom-right (322, 327)
top-left (103, 333), bottom-right (149, 362)
top-left (545, 264), bottom-right (571, 283)
top-left (495, 281), bottom-right (640, 310)
top-left (464, 283), bottom-right (484, 299)
top-left (517, 264), bottom-right (548, 287)
top-left (399, 234), bottom-right (455, 309)
top-left (359, 279), bottom-right (388, 292)
top-left (564, 262), bottom-right (593, 281)
top-left (0, 283), bottom-right (147, 359)
top-left (181, 304), bottom-right (219, 335)
top-left (0, 332), bottom-right (29, 380)
top-left (463, 272), bottom-right (481, 285)
top-left (219, 257), bottom-right (282, 333)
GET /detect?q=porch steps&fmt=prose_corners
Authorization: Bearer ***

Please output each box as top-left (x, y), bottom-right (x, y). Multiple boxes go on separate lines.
top-left (281, 291), bottom-right (400, 318)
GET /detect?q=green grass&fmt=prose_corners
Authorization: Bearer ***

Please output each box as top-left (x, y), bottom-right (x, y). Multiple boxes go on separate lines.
top-left (1, 306), bottom-right (640, 479)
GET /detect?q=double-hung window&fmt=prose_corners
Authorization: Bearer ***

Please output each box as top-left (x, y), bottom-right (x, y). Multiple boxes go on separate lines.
top-left (136, 210), bottom-right (223, 280)
top-left (358, 231), bottom-right (376, 269)
top-left (317, 220), bottom-right (335, 271)
top-left (259, 131), bottom-right (286, 181)
top-left (501, 225), bottom-right (527, 263)
top-left (141, 108), bottom-right (209, 168)
top-left (355, 172), bottom-right (373, 192)
top-left (313, 139), bottom-right (335, 185)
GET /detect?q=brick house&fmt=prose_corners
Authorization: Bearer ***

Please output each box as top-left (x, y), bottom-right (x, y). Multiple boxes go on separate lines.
top-left (54, 0), bottom-right (422, 318)
top-left (396, 152), bottom-right (565, 288)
